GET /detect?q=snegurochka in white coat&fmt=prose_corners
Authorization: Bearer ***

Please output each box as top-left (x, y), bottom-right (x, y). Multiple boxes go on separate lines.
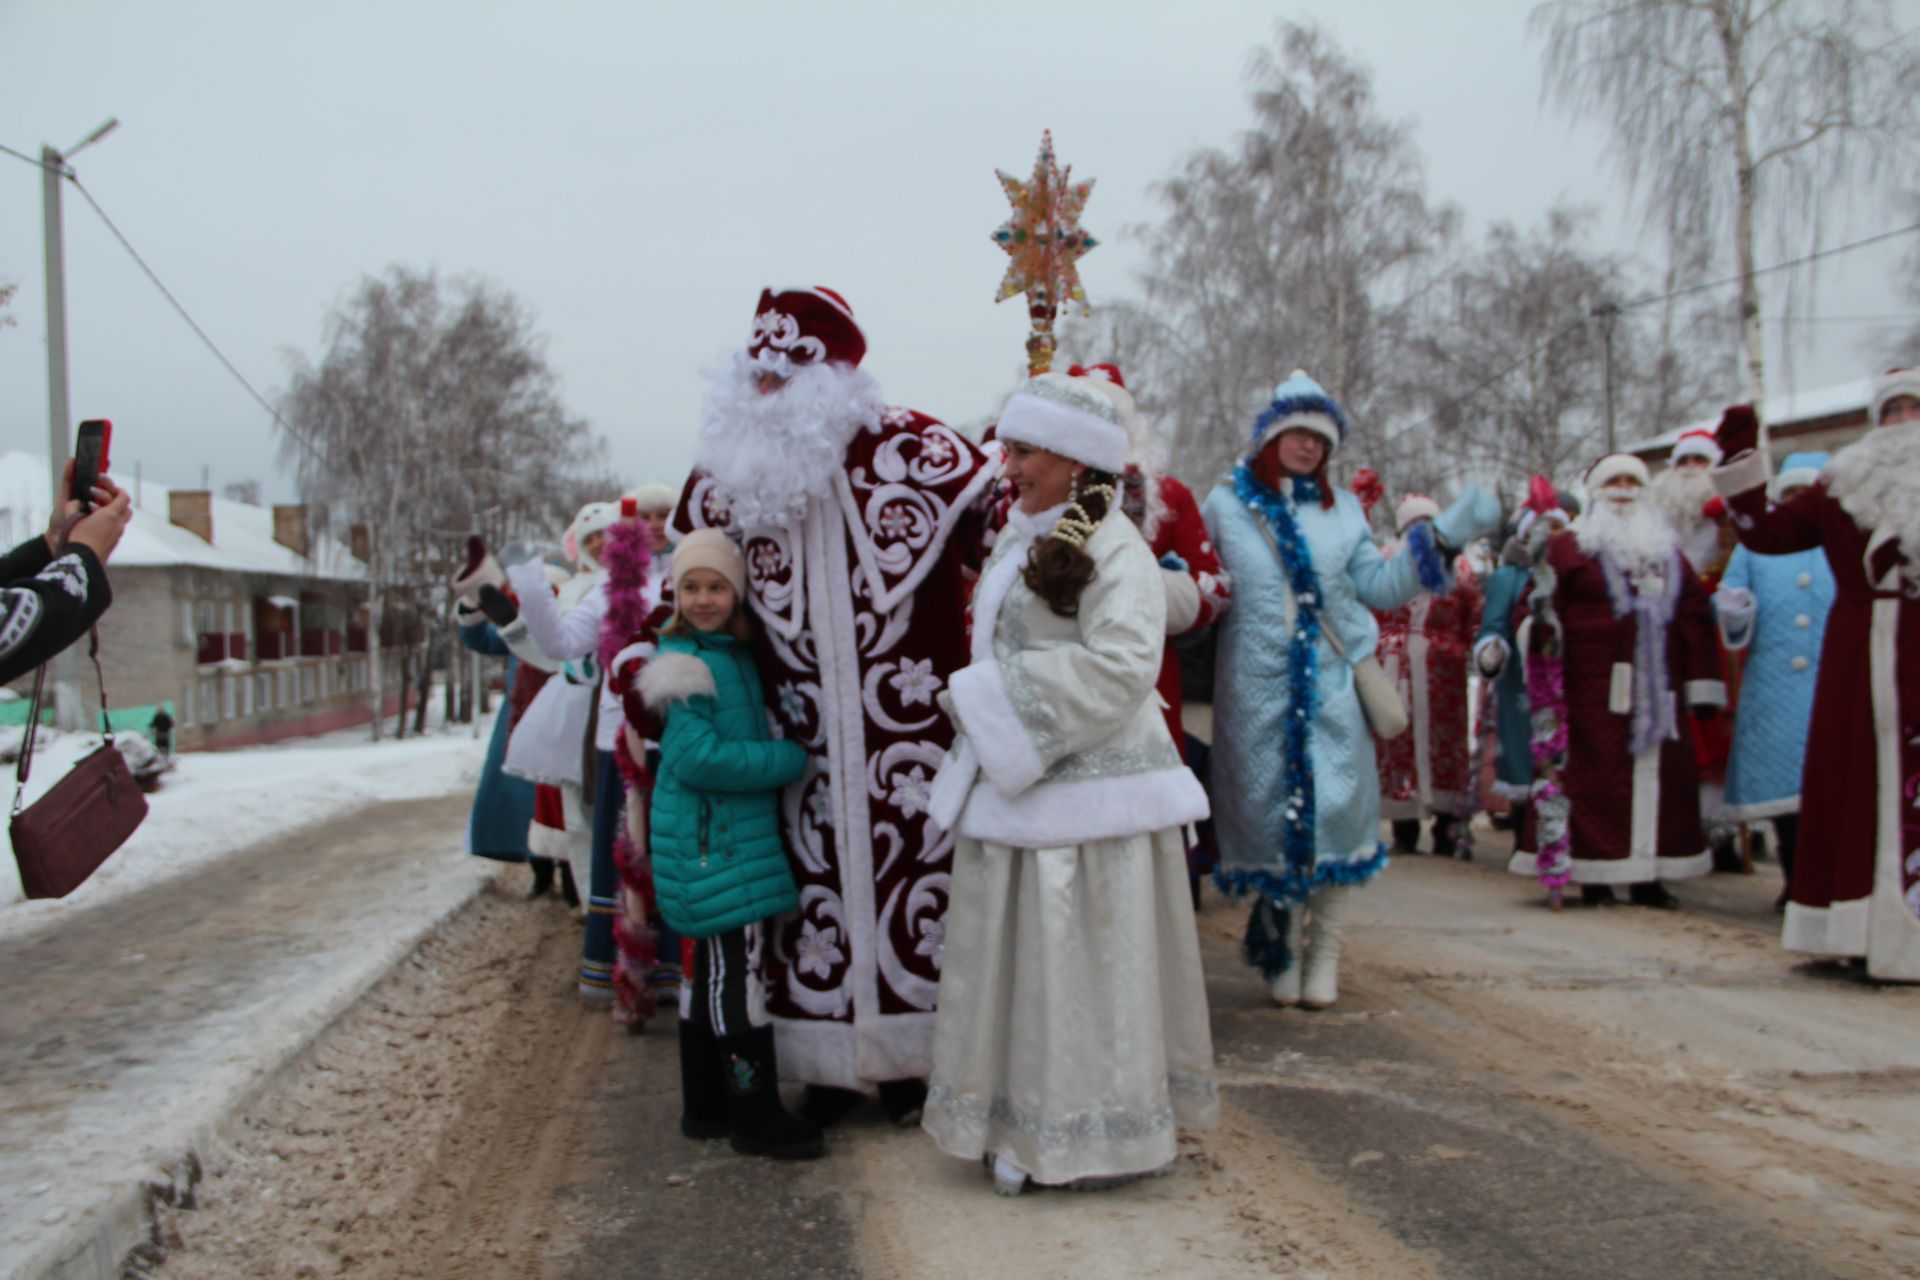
top-left (922, 372), bottom-right (1218, 1196)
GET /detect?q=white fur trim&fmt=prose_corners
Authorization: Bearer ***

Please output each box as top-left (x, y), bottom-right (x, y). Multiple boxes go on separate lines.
top-left (1865, 590), bottom-right (1920, 979)
top-left (1572, 849), bottom-right (1712, 884)
top-left (452, 551), bottom-right (506, 605)
top-left (1161, 567), bottom-right (1201, 635)
top-left (997, 391), bottom-right (1129, 473)
top-left (1630, 743), bottom-right (1660, 859)
top-left (769, 1010), bottom-right (937, 1091)
top-left (1585, 453), bottom-right (1650, 493)
top-left (1783, 897), bottom-right (1871, 956)
top-left (636, 651), bottom-right (715, 708)
top-left (1770, 468), bottom-right (1819, 501)
top-left (1684, 679), bottom-right (1727, 709)
top-left (1670, 431), bottom-right (1723, 466)
top-left (1395, 495), bottom-right (1442, 534)
top-left (1870, 367), bottom-right (1920, 426)
top-left (955, 768), bottom-right (1211, 847)
top-left (948, 659), bottom-right (1048, 796)
top-left (1253, 411), bottom-right (1341, 457)
top-left (1722, 794), bottom-right (1800, 821)
top-left (1710, 449), bottom-right (1770, 499)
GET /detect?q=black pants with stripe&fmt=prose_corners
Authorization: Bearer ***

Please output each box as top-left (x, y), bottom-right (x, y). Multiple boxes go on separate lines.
top-left (689, 927), bottom-right (758, 1039)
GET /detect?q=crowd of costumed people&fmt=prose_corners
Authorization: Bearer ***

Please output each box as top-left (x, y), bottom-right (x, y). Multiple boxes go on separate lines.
top-left (446, 284), bottom-right (1920, 1193)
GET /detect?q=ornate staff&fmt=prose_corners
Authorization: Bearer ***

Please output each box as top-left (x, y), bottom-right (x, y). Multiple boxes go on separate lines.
top-left (992, 130), bottom-right (1098, 375)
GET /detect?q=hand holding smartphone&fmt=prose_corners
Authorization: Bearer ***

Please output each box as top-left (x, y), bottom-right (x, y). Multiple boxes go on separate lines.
top-left (71, 419), bottom-right (113, 513)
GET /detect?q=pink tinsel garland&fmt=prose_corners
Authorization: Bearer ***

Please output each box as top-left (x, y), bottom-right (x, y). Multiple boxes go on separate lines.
top-left (598, 517), bottom-right (662, 1030)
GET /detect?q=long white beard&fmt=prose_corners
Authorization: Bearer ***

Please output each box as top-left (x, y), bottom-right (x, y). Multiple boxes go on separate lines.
top-left (693, 349), bottom-right (883, 530)
top-left (1649, 467), bottom-right (1715, 532)
top-left (1826, 424), bottom-right (1920, 589)
top-left (1577, 493), bottom-right (1679, 580)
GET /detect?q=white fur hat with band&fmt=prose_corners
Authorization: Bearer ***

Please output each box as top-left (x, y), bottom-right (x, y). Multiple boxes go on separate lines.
top-left (1585, 452), bottom-right (1651, 494)
top-left (1870, 366), bottom-right (1920, 426)
top-left (996, 372), bottom-right (1130, 474)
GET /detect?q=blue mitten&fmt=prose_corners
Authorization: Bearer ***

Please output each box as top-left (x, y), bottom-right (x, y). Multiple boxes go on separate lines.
top-left (1434, 483), bottom-right (1503, 551)
top-left (1158, 551), bottom-right (1189, 572)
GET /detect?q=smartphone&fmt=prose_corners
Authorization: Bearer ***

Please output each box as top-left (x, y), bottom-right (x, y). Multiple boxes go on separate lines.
top-left (71, 419), bottom-right (113, 512)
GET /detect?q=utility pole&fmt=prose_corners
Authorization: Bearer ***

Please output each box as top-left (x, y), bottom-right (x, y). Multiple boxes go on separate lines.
top-left (1593, 300), bottom-right (1621, 455)
top-left (40, 118), bottom-right (119, 729)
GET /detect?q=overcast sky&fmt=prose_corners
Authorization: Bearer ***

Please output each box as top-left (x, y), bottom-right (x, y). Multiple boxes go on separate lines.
top-left (3, 0), bottom-right (1914, 508)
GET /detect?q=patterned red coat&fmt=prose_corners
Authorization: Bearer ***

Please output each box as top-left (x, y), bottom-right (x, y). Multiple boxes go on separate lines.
top-left (674, 409), bottom-right (997, 1087)
top-left (1511, 531), bottom-right (1725, 884)
top-left (1139, 474), bottom-right (1231, 755)
top-left (1714, 448), bottom-right (1920, 980)
top-left (1374, 556), bottom-right (1482, 820)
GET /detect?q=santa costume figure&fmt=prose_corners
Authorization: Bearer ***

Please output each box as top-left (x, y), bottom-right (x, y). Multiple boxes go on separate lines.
top-left (674, 286), bottom-right (997, 1120)
top-left (1509, 453), bottom-right (1725, 907)
top-left (1374, 493), bottom-right (1483, 858)
top-left (1710, 374), bottom-right (1920, 981)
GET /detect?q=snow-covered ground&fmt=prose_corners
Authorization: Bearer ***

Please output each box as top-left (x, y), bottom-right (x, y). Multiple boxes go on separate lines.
top-left (2, 707), bottom-right (489, 930)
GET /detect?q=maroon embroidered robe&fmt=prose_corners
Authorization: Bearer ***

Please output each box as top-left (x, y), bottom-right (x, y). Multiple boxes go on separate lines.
top-left (1513, 530), bottom-right (1725, 883)
top-left (675, 408), bottom-right (996, 1085)
top-left (1714, 453), bottom-right (1920, 980)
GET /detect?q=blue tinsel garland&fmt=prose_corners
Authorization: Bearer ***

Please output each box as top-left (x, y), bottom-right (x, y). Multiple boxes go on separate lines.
top-left (1404, 519), bottom-right (1449, 594)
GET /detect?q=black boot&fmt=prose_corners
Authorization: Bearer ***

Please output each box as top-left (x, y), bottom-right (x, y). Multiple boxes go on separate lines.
top-left (1391, 819), bottom-right (1422, 855)
top-left (1774, 815), bottom-right (1798, 912)
top-left (796, 1084), bottom-right (866, 1129)
top-left (557, 860), bottom-right (581, 909)
top-left (878, 1078), bottom-right (929, 1127)
top-left (678, 1019), bottom-right (730, 1140)
top-left (720, 1027), bottom-right (824, 1160)
top-left (1628, 881), bottom-right (1679, 910)
top-left (526, 856), bottom-right (555, 899)
top-left (1432, 817), bottom-right (1459, 860)
top-left (1580, 884), bottom-right (1617, 907)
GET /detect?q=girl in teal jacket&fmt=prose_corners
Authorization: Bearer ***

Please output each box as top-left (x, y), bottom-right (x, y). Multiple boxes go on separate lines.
top-left (635, 529), bottom-right (819, 1160)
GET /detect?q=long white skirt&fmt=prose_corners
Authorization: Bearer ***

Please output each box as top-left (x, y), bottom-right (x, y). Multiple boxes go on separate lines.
top-left (922, 827), bottom-right (1219, 1186)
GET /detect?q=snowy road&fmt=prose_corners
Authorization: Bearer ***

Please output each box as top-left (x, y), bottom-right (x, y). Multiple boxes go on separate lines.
top-left (111, 826), bottom-right (1920, 1278)
top-left (0, 789), bottom-right (487, 1280)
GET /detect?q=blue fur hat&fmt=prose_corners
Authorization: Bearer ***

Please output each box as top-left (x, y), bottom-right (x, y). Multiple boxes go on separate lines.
top-left (1771, 451), bottom-right (1827, 500)
top-left (1251, 370), bottom-right (1349, 457)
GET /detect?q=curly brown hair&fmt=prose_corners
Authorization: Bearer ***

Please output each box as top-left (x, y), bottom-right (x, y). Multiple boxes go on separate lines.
top-left (1022, 470), bottom-right (1118, 617)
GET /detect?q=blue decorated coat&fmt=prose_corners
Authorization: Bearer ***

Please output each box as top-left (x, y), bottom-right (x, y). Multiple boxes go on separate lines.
top-left (1714, 545), bottom-right (1834, 818)
top-left (1202, 478), bottom-right (1442, 903)
top-left (459, 620), bottom-right (537, 862)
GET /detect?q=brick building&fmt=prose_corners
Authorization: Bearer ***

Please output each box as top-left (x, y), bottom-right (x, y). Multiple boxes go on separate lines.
top-left (0, 452), bottom-right (406, 750)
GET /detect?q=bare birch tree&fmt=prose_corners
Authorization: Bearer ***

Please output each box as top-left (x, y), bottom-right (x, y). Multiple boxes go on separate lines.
top-left (1535, 0), bottom-right (1920, 445)
top-left (1067, 22), bottom-right (1459, 494)
top-left (278, 266), bottom-right (606, 740)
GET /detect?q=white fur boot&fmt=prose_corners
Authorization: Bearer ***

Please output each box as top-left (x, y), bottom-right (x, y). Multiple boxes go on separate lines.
top-left (1300, 885), bottom-right (1352, 1010)
top-left (1268, 907), bottom-right (1306, 1007)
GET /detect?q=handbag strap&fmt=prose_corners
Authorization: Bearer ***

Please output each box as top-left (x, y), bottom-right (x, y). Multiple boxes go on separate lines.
top-left (11, 626), bottom-right (113, 816)
top-left (1250, 508), bottom-right (1350, 661)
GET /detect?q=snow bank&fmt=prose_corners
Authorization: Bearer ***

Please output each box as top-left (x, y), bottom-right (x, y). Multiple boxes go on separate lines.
top-left (1, 713), bottom-right (490, 932)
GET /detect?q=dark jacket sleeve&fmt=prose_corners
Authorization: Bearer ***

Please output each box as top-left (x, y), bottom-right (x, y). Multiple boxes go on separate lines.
top-left (0, 544), bottom-right (113, 687)
top-left (0, 535), bottom-right (53, 585)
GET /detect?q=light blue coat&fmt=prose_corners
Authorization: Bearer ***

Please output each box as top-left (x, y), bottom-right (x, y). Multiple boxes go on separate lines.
top-left (1203, 479), bottom-right (1439, 903)
top-left (1715, 545), bottom-right (1834, 818)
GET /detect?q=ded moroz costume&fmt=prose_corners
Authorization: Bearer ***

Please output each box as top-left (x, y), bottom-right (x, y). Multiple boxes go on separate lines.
top-left (673, 287), bottom-right (998, 1108)
top-left (1710, 376), bottom-right (1920, 980)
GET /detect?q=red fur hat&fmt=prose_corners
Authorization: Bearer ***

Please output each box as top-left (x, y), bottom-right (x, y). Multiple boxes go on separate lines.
top-left (748, 286), bottom-right (866, 369)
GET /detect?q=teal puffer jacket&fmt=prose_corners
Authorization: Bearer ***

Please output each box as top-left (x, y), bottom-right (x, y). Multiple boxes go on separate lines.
top-left (639, 629), bottom-right (807, 939)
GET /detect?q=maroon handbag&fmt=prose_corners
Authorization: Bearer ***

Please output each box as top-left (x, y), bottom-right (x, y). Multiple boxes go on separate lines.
top-left (9, 630), bottom-right (147, 899)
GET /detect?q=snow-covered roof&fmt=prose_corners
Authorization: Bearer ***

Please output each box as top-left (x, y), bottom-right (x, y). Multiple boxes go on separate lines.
top-left (1624, 376), bottom-right (1874, 456)
top-left (0, 451), bottom-right (367, 582)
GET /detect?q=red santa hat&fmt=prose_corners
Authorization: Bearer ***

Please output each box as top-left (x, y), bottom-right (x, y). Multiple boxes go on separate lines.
top-left (1870, 366), bottom-right (1920, 426)
top-left (1670, 428), bottom-right (1723, 466)
top-left (1394, 492), bottom-right (1441, 534)
top-left (1585, 453), bottom-right (1650, 494)
top-left (747, 286), bottom-right (866, 369)
top-left (997, 371), bottom-right (1130, 474)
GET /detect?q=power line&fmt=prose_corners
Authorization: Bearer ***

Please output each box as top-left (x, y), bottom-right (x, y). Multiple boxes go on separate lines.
top-left (0, 141), bottom-right (57, 172)
top-left (1616, 221), bottom-right (1920, 312)
top-left (62, 173), bottom-right (330, 466)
